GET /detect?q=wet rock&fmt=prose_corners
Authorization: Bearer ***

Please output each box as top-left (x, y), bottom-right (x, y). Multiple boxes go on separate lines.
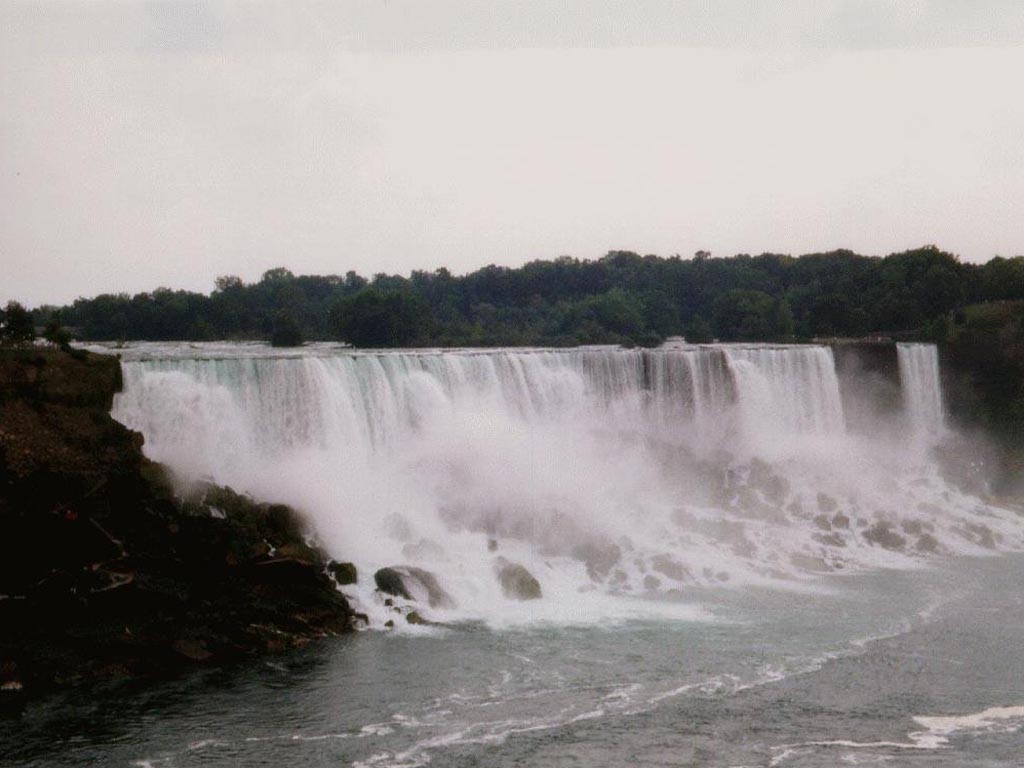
top-left (494, 559), bottom-right (542, 600)
top-left (643, 574), bottom-right (661, 590)
top-left (832, 513), bottom-right (850, 529)
top-left (901, 519), bottom-right (924, 535)
top-left (487, 539), bottom-right (498, 552)
top-left (328, 561), bottom-right (357, 585)
top-left (250, 557), bottom-right (326, 589)
top-left (915, 533), bottom-right (941, 553)
top-left (817, 493), bottom-right (838, 513)
top-left (403, 567), bottom-right (456, 608)
top-left (276, 541), bottom-right (319, 563)
top-left (863, 522), bottom-right (906, 551)
top-left (813, 532), bottom-right (846, 547)
top-left (571, 540), bottom-right (622, 580)
top-left (374, 567), bottom-right (414, 601)
top-left (406, 611), bottom-right (426, 625)
top-left (172, 639), bottom-right (213, 662)
top-left (374, 566), bottom-right (456, 608)
top-left (0, 349), bottom-right (356, 698)
top-left (384, 619), bottom-right (395, 629)
top-left (651, 554), bottom-right (690, 582)
top-left (813, 514), bottom-right (832, 531)
top-left (961, 523), bottom-right (998, 550)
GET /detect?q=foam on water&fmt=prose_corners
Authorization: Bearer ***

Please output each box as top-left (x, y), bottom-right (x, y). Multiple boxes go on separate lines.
top-left (911, 705), bottom-right (1024, 747)
top-left (770, 704), bottom-right (1024, 765)
top-left (99, 341), bottom-right (1024, 627)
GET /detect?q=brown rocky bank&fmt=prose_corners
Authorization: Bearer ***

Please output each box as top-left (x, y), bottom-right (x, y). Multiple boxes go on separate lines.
top-left (0, 347), bottom-right (355, 703)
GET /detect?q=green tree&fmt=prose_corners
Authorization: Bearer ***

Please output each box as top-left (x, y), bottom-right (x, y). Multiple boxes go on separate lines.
top-left (712, 290), bottom-right (777, 341)
top-left (685, 315), bottom-right (714, 343)
top-left (329, 289), bottom-right (429, 347)
top-left (775, 298), bottom-right (795, 339)
top-left (270, 311), bottom-right (303, 347)
top-left (1, 301), bottom-right (36, 345)
top-left (43, 310), bottom-right (73, 349)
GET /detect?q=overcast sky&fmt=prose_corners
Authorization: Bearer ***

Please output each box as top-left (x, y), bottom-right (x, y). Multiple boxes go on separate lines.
top-left (3, 1), bottom-right (1023, 306)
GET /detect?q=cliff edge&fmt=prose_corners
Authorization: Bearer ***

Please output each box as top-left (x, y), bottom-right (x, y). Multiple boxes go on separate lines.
top-left (0, 348), bottom-right (354, 702)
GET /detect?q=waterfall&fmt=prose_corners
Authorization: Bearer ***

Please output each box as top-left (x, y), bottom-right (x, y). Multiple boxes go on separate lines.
top-left (104, 341), bottom-right (1022, 626)
top-left (723, 345), bottom-right (846, 437)
top-left (897, 343), bottom-right (945, 437)
top-left (115, 345), bottom-right (843, 471)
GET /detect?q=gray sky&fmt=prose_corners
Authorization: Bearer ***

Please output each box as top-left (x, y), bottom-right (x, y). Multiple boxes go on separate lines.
top-left (3, 1), bottom-right (1023, 306)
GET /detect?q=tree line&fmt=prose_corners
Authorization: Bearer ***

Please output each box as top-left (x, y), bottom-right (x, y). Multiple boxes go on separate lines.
top-left (20, 247), bottom-right (1024, 347)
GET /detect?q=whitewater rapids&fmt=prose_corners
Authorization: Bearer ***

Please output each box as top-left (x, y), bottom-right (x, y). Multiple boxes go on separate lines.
top-left (101, 341), bottom-right (1023, 627)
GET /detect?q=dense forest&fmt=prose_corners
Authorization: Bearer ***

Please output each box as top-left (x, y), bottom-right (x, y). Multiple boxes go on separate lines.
top-left (23, 247), bottom-right (1024, 348)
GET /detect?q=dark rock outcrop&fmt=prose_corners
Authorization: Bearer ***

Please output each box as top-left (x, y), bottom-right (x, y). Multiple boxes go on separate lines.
top-left (374, 567), bottom-right (414, 601)
top-left (0, 348), bottom-right (355, 700)
top-left (328, 561), bottom-right (358, 585)
top-left (571, 539), bottom-right (622, 580)
top-left (374, 566), bottom-right (455, 609)
top-left (863, 521), bottom-right (906, 551)
top-left (494, 558), bottom-right (542, 600)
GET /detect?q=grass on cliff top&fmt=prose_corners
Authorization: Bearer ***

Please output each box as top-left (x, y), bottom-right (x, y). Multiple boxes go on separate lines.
top-left (0, 345), bottom-right (121, 409)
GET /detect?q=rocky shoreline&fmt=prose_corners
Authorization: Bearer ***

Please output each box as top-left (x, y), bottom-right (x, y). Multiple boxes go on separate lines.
top-left (0, 348), bottom-right (356, 704)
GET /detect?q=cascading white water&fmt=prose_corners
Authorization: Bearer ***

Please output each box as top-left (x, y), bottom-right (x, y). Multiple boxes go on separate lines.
top-left (114, 345), bottom-right (839, 486)
top-left (106, 341), bottom-right (1022, 627)
top-left (723, 346), bottom-right (846, 443)
top-left (897, 343), bottom-right (946, 437)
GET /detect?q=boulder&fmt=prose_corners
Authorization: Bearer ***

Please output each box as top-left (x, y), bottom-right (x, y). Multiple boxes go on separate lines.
top-left (374, 566), bottom-right (455, 608)
top-left (172, 638), bottom-right (213, 662)
top-left (863, 522), bottom-right (906, 551)
top-left (494, 559), bottom-right (542, 600)
top-left (374, 567), bottom-right (413, 600)
top-left (276, 541), bottom-right (319, 563)
top-left (651, 554), bottom-right (690, 582)
top-left (328, 561), bottom-right (358, 585)
top-left (571, 540), bottom-right (622, 580)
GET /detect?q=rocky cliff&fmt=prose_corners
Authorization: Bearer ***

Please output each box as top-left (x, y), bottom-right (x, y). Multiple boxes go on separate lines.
top-left (0, 348), bottom-right (355, 702)
top-left (942, 302), bottom-right (1024, 496)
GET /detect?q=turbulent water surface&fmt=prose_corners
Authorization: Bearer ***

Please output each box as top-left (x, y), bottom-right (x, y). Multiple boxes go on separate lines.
top-left (8, 341), bottom-right (1024, 767)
